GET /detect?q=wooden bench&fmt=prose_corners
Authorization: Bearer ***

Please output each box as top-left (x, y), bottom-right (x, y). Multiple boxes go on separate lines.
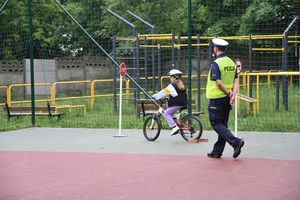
top-left (2, 103), bottom-right (64, 121)
top-left (237, 93), bottom-right (258, 116)
top-left (55, 104), bottom-right (87, 115)
top-left (136, 99), bottom-right (200, 117)
top-left (136, 99), bottom-right (168, 116)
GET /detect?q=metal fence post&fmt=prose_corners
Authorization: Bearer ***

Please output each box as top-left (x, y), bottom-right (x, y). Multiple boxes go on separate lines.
top-left (196, 34), bottom-right (201, 112)
top-left (172, 30), bottom-right (175, 67)
top-left (28, 0), bottom-right (35, 126)
top-left (177, 32), bottom-right (181, 69)
top-left (112, 36), bottom-right (117, 112)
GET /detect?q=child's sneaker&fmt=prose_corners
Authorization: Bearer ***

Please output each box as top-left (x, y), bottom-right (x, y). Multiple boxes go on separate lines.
top-left (171, 126), bottom-right (180, 136)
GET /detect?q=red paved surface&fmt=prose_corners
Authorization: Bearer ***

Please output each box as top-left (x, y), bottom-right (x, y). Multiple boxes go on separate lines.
top-left (0, 151), bottom-right (299, 200)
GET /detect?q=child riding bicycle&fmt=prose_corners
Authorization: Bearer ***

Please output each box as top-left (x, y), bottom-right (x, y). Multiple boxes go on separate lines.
top-left (152, 69), bottom-right (188, 135)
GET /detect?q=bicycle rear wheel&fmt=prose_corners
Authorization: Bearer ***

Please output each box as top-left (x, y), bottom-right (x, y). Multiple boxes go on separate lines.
top-left (179, 115), bottom-right (203, 142)
top-left (143, 115), bottom-right (162, 141)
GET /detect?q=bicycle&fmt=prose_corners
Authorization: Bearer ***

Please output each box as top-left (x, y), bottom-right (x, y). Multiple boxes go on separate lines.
top-left (143, 105), bottom-right (203, 142)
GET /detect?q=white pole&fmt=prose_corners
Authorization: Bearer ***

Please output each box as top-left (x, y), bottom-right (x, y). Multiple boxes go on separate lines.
top-left (119, 75), bottom-right (122, 134)
top-left (298, 46), bottom-right (300, 86)
top-left (114, 75), bottom-right (127, 137)
top-left (234, 93), bottom-right (238, 137)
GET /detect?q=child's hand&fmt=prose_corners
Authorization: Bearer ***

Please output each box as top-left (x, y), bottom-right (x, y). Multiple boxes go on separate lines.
top-left (158, 107), bottom-right (164, 114)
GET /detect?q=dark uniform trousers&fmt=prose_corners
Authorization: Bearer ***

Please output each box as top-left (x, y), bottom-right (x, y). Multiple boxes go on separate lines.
top-left (208, 96), bottom-right (240, 154)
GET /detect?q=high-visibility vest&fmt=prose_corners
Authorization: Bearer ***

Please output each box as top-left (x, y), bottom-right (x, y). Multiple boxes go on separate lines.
top-left (206, 56), bottom-right (236, 99)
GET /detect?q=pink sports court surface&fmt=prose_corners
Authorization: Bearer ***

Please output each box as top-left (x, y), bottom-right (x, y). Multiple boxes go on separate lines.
top-left (0, 128), bottom-right (300, 200)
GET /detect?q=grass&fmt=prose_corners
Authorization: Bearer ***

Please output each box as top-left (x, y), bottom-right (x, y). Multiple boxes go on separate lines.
top-left (0, 85), bottom-right (299, 132)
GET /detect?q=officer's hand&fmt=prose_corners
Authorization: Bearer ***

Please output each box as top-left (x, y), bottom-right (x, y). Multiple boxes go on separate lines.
top-left (230, 93), bottom-right (235, 106)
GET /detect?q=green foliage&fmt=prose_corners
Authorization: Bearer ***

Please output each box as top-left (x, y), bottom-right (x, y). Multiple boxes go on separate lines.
top-left (1, 0), bottom-right (299, 59)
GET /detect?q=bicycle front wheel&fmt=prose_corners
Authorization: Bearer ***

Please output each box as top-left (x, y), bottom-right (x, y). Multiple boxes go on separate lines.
top-left (180, 115), bottom-right (203, 142)
top-left (143, 115), bottom-right (162, 141)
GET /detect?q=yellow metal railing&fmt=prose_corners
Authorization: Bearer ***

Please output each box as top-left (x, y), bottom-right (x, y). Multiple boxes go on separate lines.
top-left (51, 80), bottom-right (92, 105)
top-left (252, 48), bottom-right (284, 52)
top-left (139, 43), bottom-right (209, 49)
top-left (159, 71), bottom-right (299, 116)
top-left (160, 74), bottom-right (208, 91)
top-left (136, 34), bottom-right (288, 41)
top-left (7, 83), bottom-right (52, 106)
top-left (91, 79), bottom-right (129, 109)
top-left (55, 104), bottom-right (87, 115)
top-left (1, 71), bottom-right (299, 115)
top-left (1, 79), bottom-right (131, 111)
top-left (119, 34), bottom-right (299, 43)
top-left (241, 71), bottom-right (300, 114)
top-left (237, 93), bottom-right (258, 117)
top-left (118, 34), bottom-right (298, 52)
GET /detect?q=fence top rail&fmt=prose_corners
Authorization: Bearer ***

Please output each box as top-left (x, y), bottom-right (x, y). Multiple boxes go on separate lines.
top-left (92, 79), bottom-right (114, 83)
top-left (117, 34), bottom-right (300, 42)
top-left (138, 33), bottom-right (172, 37)
top-left (252, 48), bottom-right (284, 51)
top-left (53, 80), bottom-right (91, 85)
top-left (242, 71), bottom-right (300, 76)
top-left (160, 74), bottom-right (208, 80)
top-left (237, 93), bottom-right (257, 102)
top-left (8, 83), bottom-right (52, 88)
top-left (158, 71), bottom-right (299, 82)
top-left (139, 34), bottom-right (286, 40)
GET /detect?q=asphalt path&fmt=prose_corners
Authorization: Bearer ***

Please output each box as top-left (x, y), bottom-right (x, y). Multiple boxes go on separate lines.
top-left (0, 128), bottom-right (299, 160)
top-left (0, 128), bottom-right (299, 200)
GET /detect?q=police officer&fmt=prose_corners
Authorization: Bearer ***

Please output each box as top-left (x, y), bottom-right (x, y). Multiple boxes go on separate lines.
top-left (206, 38), bottom-right (244, 159)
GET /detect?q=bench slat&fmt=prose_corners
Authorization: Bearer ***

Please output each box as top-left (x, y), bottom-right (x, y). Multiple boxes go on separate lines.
top-left (51, 113), bottom-right (63, 116)
top-left (8, 112), bottom-right (63, 115)
top-left (2, 103), bottom-right (63, 121)
top-left (2, 106), bottom-right (56, 112)
top-left (237, 94), bottom-right (257, 102)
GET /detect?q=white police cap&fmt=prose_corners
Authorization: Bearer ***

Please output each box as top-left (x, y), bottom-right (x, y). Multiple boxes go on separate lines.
top-left (212, 38), bottom-right (229, 47)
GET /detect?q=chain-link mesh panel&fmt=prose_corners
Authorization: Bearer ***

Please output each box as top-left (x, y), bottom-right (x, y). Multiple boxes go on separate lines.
top-left (0, 0), bottom-right (299, 132)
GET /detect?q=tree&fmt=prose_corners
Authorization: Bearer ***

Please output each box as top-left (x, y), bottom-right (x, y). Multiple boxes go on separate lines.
top-left (0, 0), bottom-right (299, 59)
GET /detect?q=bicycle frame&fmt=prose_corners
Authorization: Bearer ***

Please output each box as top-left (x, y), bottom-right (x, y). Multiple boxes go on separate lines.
top-left (155, 109), bottom-right (194, 132)
top-left (142, 107), bottom-right (203, 142)
top-left (149, 115), bottom-right (157, 130)
top-left (175, 114), bottom-right (195, 132)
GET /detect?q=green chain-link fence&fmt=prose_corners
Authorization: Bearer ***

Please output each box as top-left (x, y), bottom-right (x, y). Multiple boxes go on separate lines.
top-left (0, 0), bottom-right (299, 132)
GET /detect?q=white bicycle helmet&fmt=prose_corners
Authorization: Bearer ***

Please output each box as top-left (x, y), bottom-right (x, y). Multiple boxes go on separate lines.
top-left (168, 69), bottom-right (182, 79)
